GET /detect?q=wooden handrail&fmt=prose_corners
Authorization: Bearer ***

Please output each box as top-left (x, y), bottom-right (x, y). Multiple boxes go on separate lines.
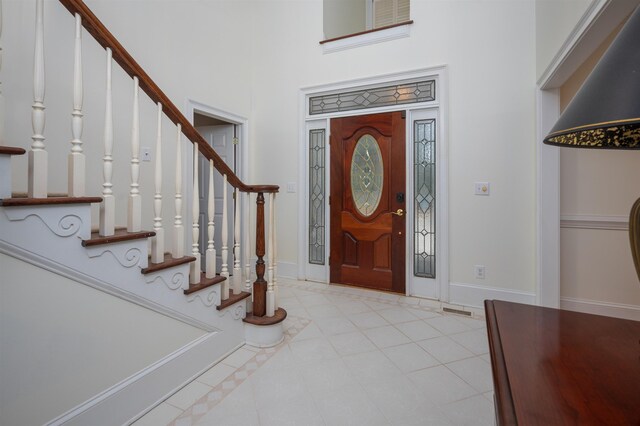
top-left (58, 0), bottom-right (278, 194)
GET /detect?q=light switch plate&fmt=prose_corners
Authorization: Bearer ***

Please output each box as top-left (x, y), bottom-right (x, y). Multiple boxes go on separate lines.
top-left (474, 182), bottom-right (490, 195)
top-left (287, 182), bottom-right (297, 193)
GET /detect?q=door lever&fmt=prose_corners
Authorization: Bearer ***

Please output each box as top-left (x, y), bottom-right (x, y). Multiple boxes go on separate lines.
top-left (391, 209), bottom-right (405, 217)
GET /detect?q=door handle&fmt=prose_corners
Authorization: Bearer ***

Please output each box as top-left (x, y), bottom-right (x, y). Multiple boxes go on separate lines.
top-left (391, 209), bottom-right (405, 217)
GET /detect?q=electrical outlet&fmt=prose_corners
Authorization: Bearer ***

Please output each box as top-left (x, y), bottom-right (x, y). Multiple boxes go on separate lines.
top-left (142, 147), bottom-right (152, 162)
top-left (474, 265), bottom-right (486, 279)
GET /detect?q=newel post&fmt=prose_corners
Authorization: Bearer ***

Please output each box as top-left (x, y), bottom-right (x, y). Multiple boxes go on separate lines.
top-left (253, 192), bottom-right (267, 317)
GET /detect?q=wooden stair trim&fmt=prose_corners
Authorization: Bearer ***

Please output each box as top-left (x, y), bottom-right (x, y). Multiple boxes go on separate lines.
top-left (243, 308), bottom-right (287, 325)
top-left (184, 273), bottom-right (226, 295)
top-left (217, 291), bottom-right (252, 311)
top-left (0, 196), bottom-right (103, 206)
top-left (0, 146), bottom-right (26, 155)
top-left (82, 229), bottom-right (156, 247)
top-left (141, 253), bottom-right (196, 274)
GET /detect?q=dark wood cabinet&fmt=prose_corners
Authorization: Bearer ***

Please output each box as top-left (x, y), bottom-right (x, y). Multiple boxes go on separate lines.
top-left (485, 300), bottom-right (640, 425)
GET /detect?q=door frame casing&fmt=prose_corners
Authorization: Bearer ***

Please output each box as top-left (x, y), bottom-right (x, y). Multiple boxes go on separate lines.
top-left (298, 66), bottom-right (449, 300)
top-left (184, 100), bottom-right (249, 270)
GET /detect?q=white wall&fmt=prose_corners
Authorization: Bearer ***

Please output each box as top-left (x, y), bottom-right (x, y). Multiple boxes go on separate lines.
top-left (0, 252), bottom-right (206, 426)
top-left (535, 0), bottom-right (594, 80)
top-left (249, 0), bottom-right (537, 297)
top-left (3, 0), bottom-right (255, 252)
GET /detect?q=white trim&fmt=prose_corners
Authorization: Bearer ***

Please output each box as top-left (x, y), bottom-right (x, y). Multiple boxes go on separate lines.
top-left (0, 240), bottom-right (218, 332)
top-left (298, 66), bottom-right (449, 301)
top-left (321, 22), bottom-right (412, 54)
top-left (561, 296), bottom-right (640, 321)
top-left (536, 88), bottom-right (561, 308)
top-left (537, 0), bottom-right (637, 89)
top-left (276, 260), bottom-right (298, 280)
top-left (560, 214), bottom-right (628, 230)
top-left (47, 333), bottom-right (244, 426)
top-left (449, 282), bottom-right (536, 310)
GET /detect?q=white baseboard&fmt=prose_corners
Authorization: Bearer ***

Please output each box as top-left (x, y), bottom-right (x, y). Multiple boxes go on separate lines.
top-left (449, 282), bottom-right (536, 309)
top-left (47, 331), bottom-right (243, 426)
top-left (560, 297), bottom-right (640, 321)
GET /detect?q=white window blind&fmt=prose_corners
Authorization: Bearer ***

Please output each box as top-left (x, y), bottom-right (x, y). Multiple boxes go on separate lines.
top-left (373, 0), bottom-right (410, 28)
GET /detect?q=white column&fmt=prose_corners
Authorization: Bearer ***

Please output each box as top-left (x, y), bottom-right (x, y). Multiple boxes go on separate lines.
top-left (28, 0), bottom-right (46, 198)
top-left (68, 13), bottom-right (84, 197)
top-left (244, 192), bottom-right (253, 313)
top-left (220, 174), bottom-right (229, 300)
top-left (233, 189), bottom-right (242, 294)
top-left (151, 103), bottom-right (164, 263)
top-left (189, 143), bottom-right (200, 285)
top-left (173, 124), bottom-right (184, 258)
top-left (266, 192), bottom-right (275, 317)
top-left (99, 48), bottom-right (114, 237)
top-left (273, 193), bottom-right (278, 310)
top-left (127, 77), bottom-right (141, 232)
top-left (205, 159), bottom-right (216, 278)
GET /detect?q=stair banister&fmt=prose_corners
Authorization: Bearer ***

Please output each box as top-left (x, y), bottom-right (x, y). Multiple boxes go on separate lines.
top-left (128, 77), bottom-right (141, 232)
top-left (173, 124), bottom-right (184, 258)
top-left (99, 48), bottom-right (115, 237)
top-left (233, 188), bottom-right (242, 294)
top-left (190, 143), bottom-right (200, 285)
top-left (68, 13), bottom-right (84, 197)
top-left (206, 159), bottom-right (216, 278)
top-left (29, 0), bottom-right (46, 198)
top-left (221, 174), bottom-right (230, 300)
top-left (253, 192), bottom-right (267, 316)
top-left (151, 103), bottom-right (164, 264)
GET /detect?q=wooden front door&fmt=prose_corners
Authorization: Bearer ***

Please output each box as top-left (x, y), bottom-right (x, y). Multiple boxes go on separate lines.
top-left (330, 112), bottom-right (406, 293)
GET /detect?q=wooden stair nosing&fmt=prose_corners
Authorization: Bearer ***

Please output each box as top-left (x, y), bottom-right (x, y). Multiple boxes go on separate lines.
top-left (82, 229), bottom-right (156, 247)
top-left (141, 253), bottom-right (196, 274)
top-left (0, 196), bottom-right (103, 207)
top-left (243, 308), bottom-right (287, 325)
top-left (183, 273), bottom-right (226, 295)
top-left (217, 291), bottom-right (252, 311)
top-left (0, 146), bottom-right (27, 156)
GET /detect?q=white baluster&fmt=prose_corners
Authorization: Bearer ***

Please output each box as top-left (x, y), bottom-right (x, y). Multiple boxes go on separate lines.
top-left (99, 48), bottom-right (114, 236)
top-left (28, 0), bottom-right (46, 198)
top-left (220, 174), bottom-right (229, 300)
top-left (233, 189), bottom-right (242, 294)
top-left (173, 124), bottom-right (184, 258)
top-left (266, 192), bottom-right (275, 317)
top-left (128, 77), bottom-right (141, 232)
top-left (205, 159), bottom-right (216, 278)
top-left (273, 193), bottom-right (278, 310)
top-left (244, 192), bottom-right (253, 313)
top-left (68, 13), bottom-right (84, 197)
top-left (190, 143), bottom-right (200, 285)
top-left (151, 103), bottom-right (164, 263)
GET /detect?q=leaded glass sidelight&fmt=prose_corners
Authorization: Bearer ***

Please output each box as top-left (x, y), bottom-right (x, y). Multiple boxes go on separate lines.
top-left (414, 119), bottom-right (436, 278)
top-left (309, 129), bottom-right (326, 265)
top-left (351, 135), bottom-right (383, 217)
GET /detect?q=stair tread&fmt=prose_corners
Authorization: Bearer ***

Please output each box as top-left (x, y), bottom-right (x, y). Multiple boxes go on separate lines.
top-left (243, 308), bottom-right (287, 325)
top-left (0, 146), bottom-right (26, 156)
top-left (217, 291), bottom-right (252, 311)
top-left (0, 196), bottom-right (103, 206)
top-left (184, 273), bottom-right (226, 295)
top-left (141, 253), bottom-right (196, 274)
top-left (82, 228), bottom-right (156, 247)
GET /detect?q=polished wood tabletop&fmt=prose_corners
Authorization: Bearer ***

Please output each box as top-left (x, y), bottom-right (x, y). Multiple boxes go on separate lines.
top-left (485, 300), bottom-right (640, 425)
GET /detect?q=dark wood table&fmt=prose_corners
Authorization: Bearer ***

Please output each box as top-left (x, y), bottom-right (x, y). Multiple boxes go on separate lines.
top-left (485, 300), bottom-right (640, 425)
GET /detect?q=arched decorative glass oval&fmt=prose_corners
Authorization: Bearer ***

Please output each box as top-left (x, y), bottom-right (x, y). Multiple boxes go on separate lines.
top-left (350, 134), bottom-right (383, 216)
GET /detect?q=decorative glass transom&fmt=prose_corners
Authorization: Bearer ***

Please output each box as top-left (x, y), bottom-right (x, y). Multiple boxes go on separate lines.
top-left (351, 135), bottom-right (383, 217)
top-left (309, 80), bottom-right (435, 115)
top-left (309, 129), bottom-right (326, 265)
top-left (414, 119), bottom-right (436, 278)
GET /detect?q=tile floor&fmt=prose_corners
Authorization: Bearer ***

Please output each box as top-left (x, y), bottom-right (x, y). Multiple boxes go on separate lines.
top-left (133, 278), bottom-right (494, 426)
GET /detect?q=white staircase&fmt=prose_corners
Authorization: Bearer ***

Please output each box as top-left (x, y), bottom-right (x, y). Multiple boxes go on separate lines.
top-left (0, 0), bottom-right (285, 424)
